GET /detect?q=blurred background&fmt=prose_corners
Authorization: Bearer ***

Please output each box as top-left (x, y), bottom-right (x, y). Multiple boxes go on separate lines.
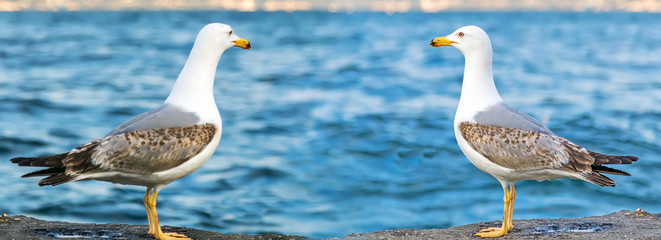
top-left (1, 0), bottom-right (661, 12)
top-left (0, 1), bottom-right (660, 239)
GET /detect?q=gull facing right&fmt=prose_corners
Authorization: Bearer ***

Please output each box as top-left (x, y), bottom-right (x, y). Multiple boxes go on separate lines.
top-left (11, 23), bottom-right (251, 240)
top-left (430, 26), bottom-right (638, 238)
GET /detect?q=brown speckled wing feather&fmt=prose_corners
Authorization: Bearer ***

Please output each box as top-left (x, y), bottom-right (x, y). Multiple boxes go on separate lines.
top-left (458, 122), bottom-right (592, 172)
top-left (66, 123), bottom-right (217, 176)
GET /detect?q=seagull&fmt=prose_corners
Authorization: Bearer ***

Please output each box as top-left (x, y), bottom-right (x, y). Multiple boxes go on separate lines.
top-left (10, 23), bottom-right (250, 240)
top-left (430, 25), bottom-right (638, 238)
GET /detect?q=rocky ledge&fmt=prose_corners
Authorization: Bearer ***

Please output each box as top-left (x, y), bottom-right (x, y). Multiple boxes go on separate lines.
top-left (344, 209), bottom-right (661, 240)
top-left (0, 210), bottom-right (659, 239)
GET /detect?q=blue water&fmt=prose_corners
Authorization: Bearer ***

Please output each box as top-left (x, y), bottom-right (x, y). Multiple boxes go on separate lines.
top-left (0, 11), bottom-right (660, 238)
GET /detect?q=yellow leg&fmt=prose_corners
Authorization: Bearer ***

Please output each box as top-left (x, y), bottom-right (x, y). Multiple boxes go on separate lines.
top-left (475, 186), bottom-right (511, 238)
top-left (146, 189), bottom-right (192, 240)
top-left (144, 188), bottom-right (155, 235)
top-left (507, 183), bottom-right (516, 231)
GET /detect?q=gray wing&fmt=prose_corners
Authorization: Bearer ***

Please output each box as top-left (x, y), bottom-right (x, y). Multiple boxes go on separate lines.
top-left (458, 122), bottom-right (593, 172)
top-left (473, 103), bottom-right (555, 135)
top-left (63, 123), bottom-right (217, 176)
top-left (106, 103), bottom-right (201, 137)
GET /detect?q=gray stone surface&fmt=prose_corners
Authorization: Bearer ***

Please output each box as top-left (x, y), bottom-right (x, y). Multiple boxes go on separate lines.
top-left (342, 210), bottom-right (661, 240)
top-left (0, 215), bottom-right (304, 240)
top-left (1, 210), bottom-right (659, 239)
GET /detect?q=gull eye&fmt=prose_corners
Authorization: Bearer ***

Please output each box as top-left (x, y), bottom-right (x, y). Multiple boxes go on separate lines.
top-left (228, 30), bottom-right (233, 36)
top-left (458, 32), bottom-right (464, 37)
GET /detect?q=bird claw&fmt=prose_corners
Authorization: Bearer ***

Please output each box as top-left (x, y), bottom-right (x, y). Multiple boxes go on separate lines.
top-left (151, 232), bottom-right (192, 240)
top-left (165, 232), bottom-right (190, 238)
top-left (474, 227), bottom-right (508, 237)
top-left (478, 227), bottom-right (499, 232)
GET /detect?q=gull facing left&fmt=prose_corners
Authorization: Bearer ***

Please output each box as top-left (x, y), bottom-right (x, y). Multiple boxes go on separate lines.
top-left (11, 23), bottom-right (251, 240)
top-left (430, 26), bottom-right (638, 238)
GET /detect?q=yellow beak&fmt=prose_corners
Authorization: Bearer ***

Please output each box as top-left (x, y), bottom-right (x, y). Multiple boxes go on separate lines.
top-left (430, 36), bottom-right (455, 47)
top-left (233, 38), bottom-right (251, 49)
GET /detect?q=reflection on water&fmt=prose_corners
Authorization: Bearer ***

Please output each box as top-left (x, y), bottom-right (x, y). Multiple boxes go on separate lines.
top-left (0, 11), bottom-right (659, 238)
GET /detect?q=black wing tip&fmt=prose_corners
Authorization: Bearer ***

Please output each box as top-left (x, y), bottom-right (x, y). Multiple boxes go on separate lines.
top-left (10, 157), bottom-right (32, 165)
top-left (38, 174), bottom-right (73, 186)
top-left (613, 155), bottom-right (639, 164)
top-left (21, 167), bottom-right (66, 178)
top-left (10, 153), bottom-right (68, 167)
top-left (592, 165), bottom-right (631, 176)
top-left (582, 172), bottom-right (616, 187)
top-left (10, 153), bottom-right (73, 186)
top-left (588, 150), bottom-right (640, 165)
